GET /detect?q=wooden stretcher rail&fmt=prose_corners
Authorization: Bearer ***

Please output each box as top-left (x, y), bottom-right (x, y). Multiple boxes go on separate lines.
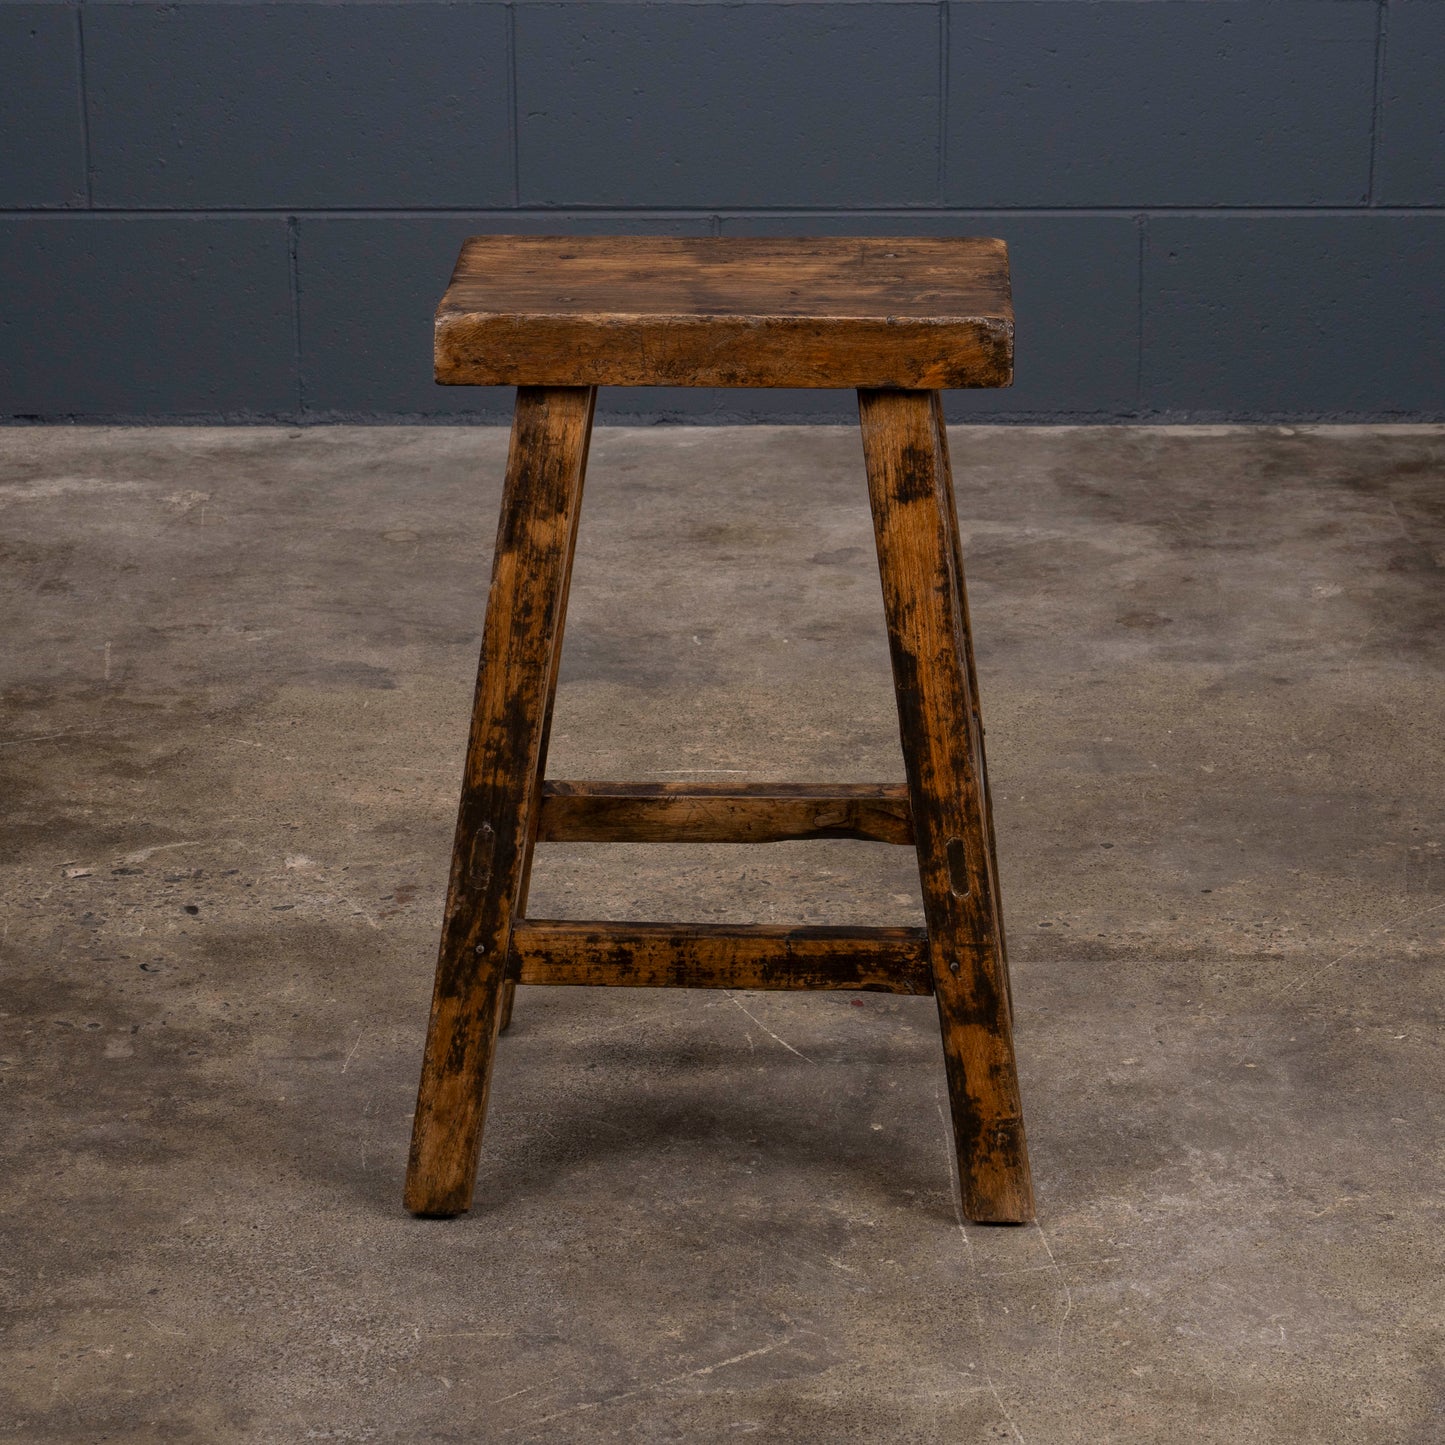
top-left (510, 920), bottom-right (936, 994)
top-left (536, 781), bottom-right (914, 845)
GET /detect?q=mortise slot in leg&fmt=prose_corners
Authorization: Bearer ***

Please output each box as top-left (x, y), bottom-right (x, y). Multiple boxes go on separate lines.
top-left (945, 836), bottom-right (970, 900)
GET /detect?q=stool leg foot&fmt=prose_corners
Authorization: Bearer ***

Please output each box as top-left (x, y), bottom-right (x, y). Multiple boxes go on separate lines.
top-left (859, 388), bottom-right (1035, 1225)
top-left (405, 387), bottom-right (596, 1216)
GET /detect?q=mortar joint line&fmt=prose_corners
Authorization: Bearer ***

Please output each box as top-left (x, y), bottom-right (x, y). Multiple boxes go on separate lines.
top-left (507, 3), bottom-right (520, 209)
top-left (1134, 212), bottom-right (1147, 414)
top-left (1367, 0), bottom-right (1389, 207)
top-left (287, 215), bottom-right (304, 423)
top-left (76, 4), bottom-right (93, 208)
top-left (937, 0), bottom-right (949, 206)
top-left (7, 206), bottom-right (1445, 221)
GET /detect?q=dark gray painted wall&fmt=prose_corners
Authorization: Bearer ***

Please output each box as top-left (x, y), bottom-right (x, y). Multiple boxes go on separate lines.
top-left (1, 1), bottom-right (1441, 424)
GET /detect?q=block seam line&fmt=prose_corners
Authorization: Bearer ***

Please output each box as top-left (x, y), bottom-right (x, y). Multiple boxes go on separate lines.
top-left (936, 0), bottom-right (948, 207)
top-left (7, 408), bottom-right (1445, 430)
top-left (507, 1), bottom-right (520, 209)
top-left (1135, 211), bottom-right (1147, 409)
top-left (1368, 0), bottom-right (1389, 206)
top-left (288, 215), bottom-right (304, 422)
top-left (76, 3), bottom-right (93, 207)
top-left (5, 207), bottom-right (1445, 221)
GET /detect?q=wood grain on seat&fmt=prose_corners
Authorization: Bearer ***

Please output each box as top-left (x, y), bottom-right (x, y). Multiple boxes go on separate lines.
top-left (435, 236), bottom-right (1013, 390)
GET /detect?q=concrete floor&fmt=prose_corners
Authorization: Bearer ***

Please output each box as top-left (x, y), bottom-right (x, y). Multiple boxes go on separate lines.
top-left (1, 423), bottom-right (1442, 1443)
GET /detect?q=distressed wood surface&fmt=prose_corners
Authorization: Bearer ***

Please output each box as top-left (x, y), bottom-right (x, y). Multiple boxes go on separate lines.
top-left (436, 236), bottom-right (1013, 390)
top-left (495, 388), bottom-right (599, 1039)
top-left (408, 244), bottom-right (1035, 1220)
top-left (405, 385), bottom-right (596, 1217)
top-left (859, 387), bottom-right (1035, 1224)
top-left (536, 781), bottom-right (914, 845)
top-left (931, 392), bottom-right (1014, 1014)
top-left (511, 920), bottom-right (935, 994)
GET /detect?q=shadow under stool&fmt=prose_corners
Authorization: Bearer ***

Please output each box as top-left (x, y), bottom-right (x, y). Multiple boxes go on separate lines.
top-left (404, 235), bottom-right (1035, 1224)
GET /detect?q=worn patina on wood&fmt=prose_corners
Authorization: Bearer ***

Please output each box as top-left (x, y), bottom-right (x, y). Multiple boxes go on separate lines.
top-left (511, 920), bottom-right (936, 994)
top-left (436, 236), bottom-right (1013, 391)
top-left (405, 386), bottom-right (595, 1217)
top-left (536, 781), bottom-right (914, 845)
top-left (859, 387), bottom-right (1034, 1223)
top-left (406, 235), bottom-right (1034, 1224)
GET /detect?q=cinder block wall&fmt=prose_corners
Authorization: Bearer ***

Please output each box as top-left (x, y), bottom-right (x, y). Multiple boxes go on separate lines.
top-left (2, 1), bottom-right (1441, 424)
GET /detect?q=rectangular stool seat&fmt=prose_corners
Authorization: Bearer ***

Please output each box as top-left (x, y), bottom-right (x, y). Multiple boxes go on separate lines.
top-left (435, 235), bottom-right (1013, 390)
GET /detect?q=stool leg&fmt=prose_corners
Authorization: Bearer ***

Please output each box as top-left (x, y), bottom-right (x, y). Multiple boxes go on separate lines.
top-left (858, 388), bottom-right (1035, 1224)
top-left (497, 402), bottom-right (587, 1040)
top-left (405, 386), bottom-right (596, 1216)
top-left (930, 394), bottom-right (1014, 1017)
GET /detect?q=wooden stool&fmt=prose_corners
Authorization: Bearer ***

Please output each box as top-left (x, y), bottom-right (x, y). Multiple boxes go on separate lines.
top-left (405, 237), bottom-right (1035, 1224)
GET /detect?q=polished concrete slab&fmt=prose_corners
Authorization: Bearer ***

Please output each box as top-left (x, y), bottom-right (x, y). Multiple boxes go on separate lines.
top-left (1, 423), bottom-right (1441, 1442)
